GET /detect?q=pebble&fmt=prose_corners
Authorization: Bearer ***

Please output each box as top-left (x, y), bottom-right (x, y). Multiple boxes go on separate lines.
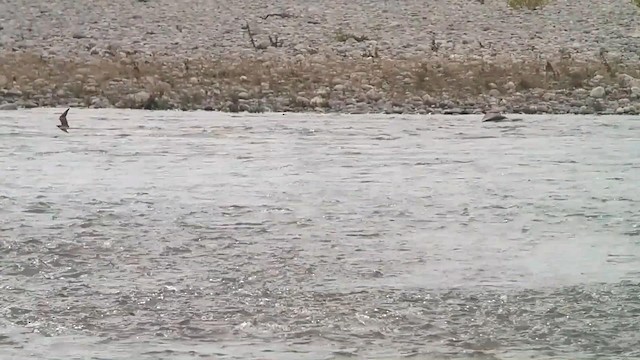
top-left (0, 0), bottom-right (639, 114)
top-left (4, 88), bottom-right (22, 97)
top-left (20, 100), bottom-right (38, 108)
top-left (131, 91), bottom-right (151, 104)
top-left (590, 87), bottom-right (606, 98)
top-left (310, 96), bottom-right (327, 107)
top-left (0, 102), bottom-right (18, 110)
top-left (295, 96), bottom-right (310, 107)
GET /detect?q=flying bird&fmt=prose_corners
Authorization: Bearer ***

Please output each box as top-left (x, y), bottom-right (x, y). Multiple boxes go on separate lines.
top-left (481, 112), bottom-right (508, 122)
top-left (58, 108), bottom-right (70, 133)
top-left (481, 111), bottom-right (524, 122)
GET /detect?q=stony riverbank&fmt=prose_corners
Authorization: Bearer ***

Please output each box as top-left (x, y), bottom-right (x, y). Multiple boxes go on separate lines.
top-left (1, 51), bottom-right (640, 114)
top-left (1, 0), bottom-right (640, 114)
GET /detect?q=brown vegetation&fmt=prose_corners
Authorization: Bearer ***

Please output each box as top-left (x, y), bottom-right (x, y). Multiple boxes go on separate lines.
top-left (507, 0), bottom-right (551, 10)
top-left (0, 51), bottom-right (638, 112)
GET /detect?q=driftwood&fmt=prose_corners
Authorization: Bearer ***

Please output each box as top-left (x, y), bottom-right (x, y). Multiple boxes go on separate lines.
top-left (545, 60), bottom-right (559, 82)
top-left (599, 50), bottom-right (614, 76)
top-left (242, 21), bottom-right (257, 49)
top-left (242, 21), bottom-right (283, 50)
top-left (261, 12), bottom-right (294, 20)
top-left (268, 35), bottom-right (283, 48)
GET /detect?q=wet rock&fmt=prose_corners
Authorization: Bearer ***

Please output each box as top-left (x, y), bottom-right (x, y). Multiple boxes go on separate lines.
top-left (19, 100), bottom-right (38, 108)
top-left (4, 88), bottom-right (22, 97)
top-left (521, 105), bottom-right (539, 114)
top-left (0, 103), bottom-right (18, 110)
top-left (346, 103), bottom-right (369, 114)
top-left (390, 106), bottom-right (404, 114)
top-left (443, 108), bottom-right (463, 115)
top-left (90, 96), bottom-right (111, 108)
top-left (569, 99), bottom-right (586, 107)
top-left (589, 100), bottom-right (605, 112)
top-left (325, 99), bottom-right (343, 111)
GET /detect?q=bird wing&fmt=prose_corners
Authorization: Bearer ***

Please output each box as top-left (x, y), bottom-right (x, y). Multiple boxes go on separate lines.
top-left (59, 108), bottom-right (70, 127)
top-left (482, 112), bottom-right (507, 122)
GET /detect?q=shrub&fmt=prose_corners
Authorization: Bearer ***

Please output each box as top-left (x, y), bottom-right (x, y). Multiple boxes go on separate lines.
top-left (507, 0), bottom-right (550, 10)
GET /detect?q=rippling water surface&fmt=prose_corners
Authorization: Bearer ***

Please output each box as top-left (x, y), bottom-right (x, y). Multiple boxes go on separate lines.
top-left (0, 109), bottom-right (639, 360)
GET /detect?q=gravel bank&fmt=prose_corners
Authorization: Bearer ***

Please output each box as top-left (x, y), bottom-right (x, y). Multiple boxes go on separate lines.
top-left (1, 0), bottom-right (640, 114)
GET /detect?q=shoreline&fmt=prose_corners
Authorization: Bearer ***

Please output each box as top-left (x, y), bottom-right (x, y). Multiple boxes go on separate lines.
top-left (2, 0), bottom-right (640, 115)
top-left (1, 51), bottom-right (640, 115)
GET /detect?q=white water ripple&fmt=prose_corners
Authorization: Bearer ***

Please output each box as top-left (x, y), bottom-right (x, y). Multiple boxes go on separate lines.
top-left (0, 109), bottom-right (639, 360)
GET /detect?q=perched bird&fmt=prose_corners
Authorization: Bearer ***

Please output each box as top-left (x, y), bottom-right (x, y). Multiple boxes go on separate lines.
top-left (57, 108), bottom-right (70, 133)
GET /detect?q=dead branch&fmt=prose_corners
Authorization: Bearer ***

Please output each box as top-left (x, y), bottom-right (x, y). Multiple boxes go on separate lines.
top-left (598, 49), bottom-right (614, 76)
top-left (431, 38), bottom-right (441, 53)
top-left (545, 60), bottom-right (559, 79)
top-left (362, 46), bottom-right (380, 60)
top-left (268, 35), bottom-right (283, 48)
top-left (242, 21), bottom-right (257, 49)
top-left (261, 12), bottom-right (294, 20)
top-left (132, 60), bottom-right (141, 81)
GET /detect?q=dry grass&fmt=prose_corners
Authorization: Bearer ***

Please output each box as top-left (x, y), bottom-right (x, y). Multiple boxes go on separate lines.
top-left (0, 51), bottom-right (638, 111)
top-left (507, 0), bottom-right (550, 10)
top-left (335, 29), bottom-right (370, 43)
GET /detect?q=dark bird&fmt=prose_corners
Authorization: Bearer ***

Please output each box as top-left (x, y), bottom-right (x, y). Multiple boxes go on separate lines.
top-left (481, 112), bottom-right (508, 122)
top-left (58, 108), bottom-right (70, 133)
top-left (481, 111), bottom-right (523, 123)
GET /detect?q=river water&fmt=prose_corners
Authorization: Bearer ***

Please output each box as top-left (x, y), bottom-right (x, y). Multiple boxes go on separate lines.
top-left (0, 109), bottom-right (638, 360)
